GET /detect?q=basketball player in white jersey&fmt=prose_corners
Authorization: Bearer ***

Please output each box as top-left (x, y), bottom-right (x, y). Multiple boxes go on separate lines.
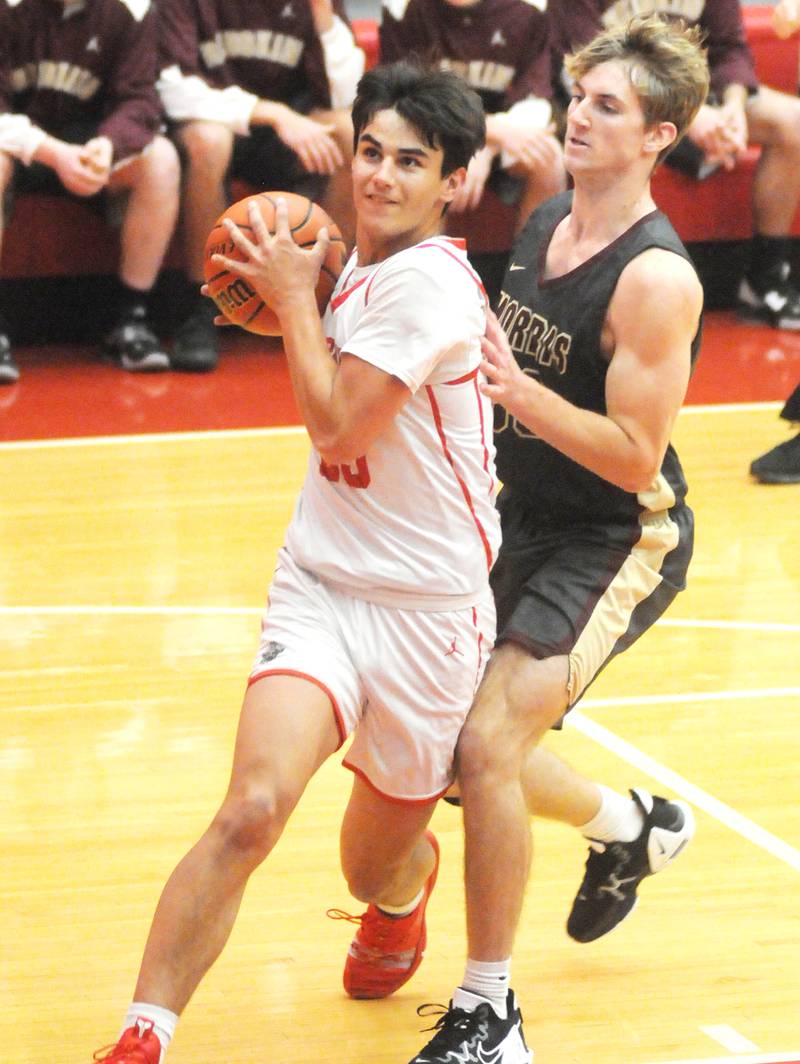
top-left (93, 61), bottom-right (499, 1064)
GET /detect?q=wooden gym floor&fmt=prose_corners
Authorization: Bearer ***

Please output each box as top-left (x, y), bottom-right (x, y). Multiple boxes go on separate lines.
top-left (1, 310), bottom-right (799, 1064)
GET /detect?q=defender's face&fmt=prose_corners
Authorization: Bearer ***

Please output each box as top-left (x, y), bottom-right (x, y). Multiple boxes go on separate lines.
top-left (352, 108), bottom-right (461, 262)
top-left (565, 60), bottom-right (650, 175)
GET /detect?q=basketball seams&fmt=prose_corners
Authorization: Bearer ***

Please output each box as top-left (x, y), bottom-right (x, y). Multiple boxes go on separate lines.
top-left (204, 191), bottom-right (346, 335)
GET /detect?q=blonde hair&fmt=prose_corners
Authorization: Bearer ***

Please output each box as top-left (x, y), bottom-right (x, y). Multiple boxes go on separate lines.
top-left (565, 14), bottom-right (710, 162)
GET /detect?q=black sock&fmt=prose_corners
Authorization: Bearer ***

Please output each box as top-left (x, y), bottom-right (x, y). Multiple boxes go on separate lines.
top-left (748, 234), bottom-right (791, 282)
top-left (112, 278), bottom-right (151, 322)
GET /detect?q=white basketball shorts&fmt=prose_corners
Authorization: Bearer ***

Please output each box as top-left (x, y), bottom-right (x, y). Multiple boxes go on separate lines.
top-left (249, 549), bottom-right (496, 802)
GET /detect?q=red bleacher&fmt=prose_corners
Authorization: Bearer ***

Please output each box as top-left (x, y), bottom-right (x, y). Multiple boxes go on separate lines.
top-left (1, 6), bottom-right (798, 281)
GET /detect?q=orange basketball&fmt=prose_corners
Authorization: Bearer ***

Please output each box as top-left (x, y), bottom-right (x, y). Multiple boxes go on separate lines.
top-left (203, 191), bottom-right (348, 335)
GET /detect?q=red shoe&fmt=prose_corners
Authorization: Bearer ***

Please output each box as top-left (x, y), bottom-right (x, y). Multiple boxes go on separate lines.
top-left (93, 1020), bottom-right (162, 1063)
top-left (331, 830), bottom-right (440, 999)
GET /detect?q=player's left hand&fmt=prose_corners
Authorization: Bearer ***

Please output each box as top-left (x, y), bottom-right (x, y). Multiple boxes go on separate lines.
top-left (480, 309), bottom-right (530, 413)
top-left (211, 197), bottom-right (330, 318)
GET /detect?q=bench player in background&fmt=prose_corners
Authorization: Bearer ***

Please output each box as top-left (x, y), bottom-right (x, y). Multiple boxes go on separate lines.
top-left (0, 0), bottom-right (180, 383)
top-left (156, 0), bottom-right (364, 372)
top-left (379, 0), bottom-right (565, 238)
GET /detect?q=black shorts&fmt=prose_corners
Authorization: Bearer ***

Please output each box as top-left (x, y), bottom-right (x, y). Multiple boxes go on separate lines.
top-left (7, 120), bottom-right (115, 218)
top-left (490, 487), bottom-right (694, 712)
top-left (228, 92), bottom-right (327, 201)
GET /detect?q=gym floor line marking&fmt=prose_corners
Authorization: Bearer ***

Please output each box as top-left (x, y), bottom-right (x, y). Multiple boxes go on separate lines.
top-left (658, 618), bottom-right (800, 633)
top-left (0, 605), bottom-right (265, 616)
top-left (0, 605), bottom-right (797, 636)
top-left (0, 424), bottom-right (308, 451)
top-left (700, 1026), bottom-right (760, 1054)
top-left (0, 399), bottom-right (781, 450)
top-left (568, 709), bottom-right (800, 872)
top-left (581, 686), bottom-right (800, 708)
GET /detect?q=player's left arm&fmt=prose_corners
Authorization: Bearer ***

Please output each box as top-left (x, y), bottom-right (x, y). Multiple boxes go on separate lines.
top-left (212, 198), bottom-right (411, 464)
top-left (482, 248), bottom-right (701, 491)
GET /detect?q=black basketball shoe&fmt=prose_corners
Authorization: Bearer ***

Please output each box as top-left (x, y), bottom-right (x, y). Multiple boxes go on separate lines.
top-left (738, 263), bottom-right (800, 330)
top-left (567, 788), bottom-right (695, 943)
top-left (0, 330), bottom-right (20, 384)
top-left (408, 990), bottom-right (533, 1064)
top-left (171, 299), bottom-right (219, 372)
top-left (102, 305), bottom-right (170, 373)
top-left (750, 432), bottom-right (800, 484)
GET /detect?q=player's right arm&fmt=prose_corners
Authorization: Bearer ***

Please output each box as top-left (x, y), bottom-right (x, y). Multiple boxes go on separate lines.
top-left (212, 197), bottom-right (411, 463)
top-left (481, 249), bottom-right (701, 492)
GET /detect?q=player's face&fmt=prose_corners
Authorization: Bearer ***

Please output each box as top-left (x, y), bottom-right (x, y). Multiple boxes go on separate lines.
top-left (564, 60), bottom-right (653, 176)
top-left (351, 108), bottom-right (462, 263)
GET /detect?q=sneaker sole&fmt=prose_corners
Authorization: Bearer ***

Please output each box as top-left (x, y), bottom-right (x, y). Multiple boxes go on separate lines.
top-left (120, 352), bottom-right (171, 373)
top-left (737, 305), bottom-right (800, 331)
top-left (750, 470), bottom-right (800, 484)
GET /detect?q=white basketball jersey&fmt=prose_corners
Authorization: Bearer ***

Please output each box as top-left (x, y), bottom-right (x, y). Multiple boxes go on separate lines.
top-left (284, 236), bottom-right (501, 610)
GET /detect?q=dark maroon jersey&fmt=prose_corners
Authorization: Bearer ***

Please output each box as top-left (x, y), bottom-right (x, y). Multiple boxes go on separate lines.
top-left (158, 0), bottom-right (353, 112)
top-left (550, 0), bottom-right (757, 97)
top-left (0, 0), bottom-right (162, 162)
top-left (379, 0), bottom-right (554, 113)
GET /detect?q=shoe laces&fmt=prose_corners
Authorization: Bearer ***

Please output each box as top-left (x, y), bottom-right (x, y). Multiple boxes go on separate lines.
top-left (328, 904), bottom-right (416, 958)
top-left (93, 1021), bottom-right (156, 1063)
top-left (415, 1002), bottom-right (488, 1050)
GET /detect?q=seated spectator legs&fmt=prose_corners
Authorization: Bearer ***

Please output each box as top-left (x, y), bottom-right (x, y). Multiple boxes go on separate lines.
top-left (738, 86), bottom-right (800, 330)
top-left (104, 134), bottom-right (181, 373)
top-left (171, 120), bottom-right (235, 372)
top-left (313, 107), bottom-right (356, 250)
top-left (0, 151), bottom-right (19, 385)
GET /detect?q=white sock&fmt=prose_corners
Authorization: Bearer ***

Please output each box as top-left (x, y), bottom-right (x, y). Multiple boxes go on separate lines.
top-left (579, 785), bottom-right (645, 843)
top-left (378, 887), bottom-right (424, 918)
top-left (456, 958), bottom-right (511, 1019)
top-left (123, 1003), bottom-right (178, 1063)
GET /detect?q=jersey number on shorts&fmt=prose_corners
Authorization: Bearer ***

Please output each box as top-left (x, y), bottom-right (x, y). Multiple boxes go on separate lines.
top-left (319, 456), bottom-right (371, 489)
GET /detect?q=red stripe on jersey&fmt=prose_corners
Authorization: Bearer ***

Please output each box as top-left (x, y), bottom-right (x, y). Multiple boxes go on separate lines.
top-left (444, 367), bottom-right (479, 386)
top-left (472, 373), bottom-right (493, 483)
top-left (425, 385), bottom-right (494, 572)
top-left (416, 241), bottom-right (487, 302)
top-left (361, 240), bottom-right (485, 308)
top-left (470, 605), bottom-right (487, 695)
top-left (331, 272), bottom-right (369, 311)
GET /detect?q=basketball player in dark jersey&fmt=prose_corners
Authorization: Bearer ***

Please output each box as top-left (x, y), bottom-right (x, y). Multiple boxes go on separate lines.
top-left (380, 0), bottom-right (564, 234)
top-left (550, 0), bottom-right (800, 332)
top-left (0, 0), bottom-right (180, 382)
top-left (411, 17), bottom-right (708, 1064)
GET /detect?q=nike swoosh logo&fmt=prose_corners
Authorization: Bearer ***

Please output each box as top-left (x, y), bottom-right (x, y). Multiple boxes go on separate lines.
top-left (509, 263), bottom-right (526, 271)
